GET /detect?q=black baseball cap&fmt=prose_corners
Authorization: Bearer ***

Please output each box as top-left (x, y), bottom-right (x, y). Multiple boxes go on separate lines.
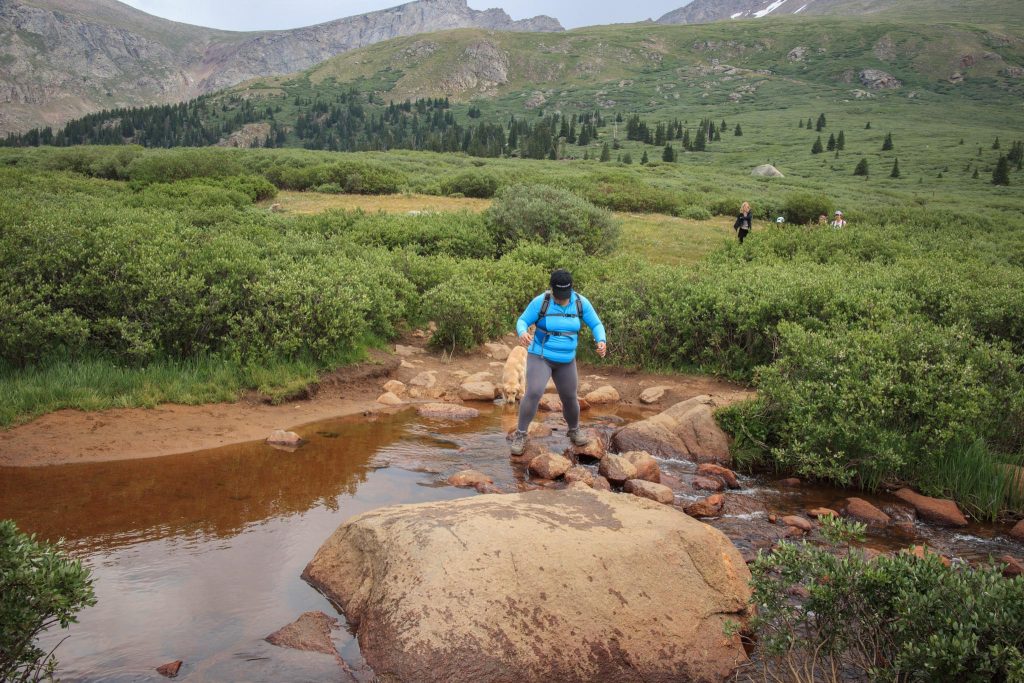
top-left (550, 269), bottom-right (573, 298)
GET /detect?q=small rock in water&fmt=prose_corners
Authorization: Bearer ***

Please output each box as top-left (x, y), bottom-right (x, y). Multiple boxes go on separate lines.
top-left (585, 385), bottom-right (620, 405)
top-left (529, 453), bottom-right (572, 480)
top-left (569, 430), bottom-right (605, 460)
top-left (416, 403), bottom-right (479, 420)
top-left (376, 392), bottom-right (403, 406)
top-left (697, 463), bottom-right (739, 489)
top-left (157, 661), bottom-right (183, 678)
top-left (266, 611), bottom-right (339, 656)
top-left (624, 479), bottom-right (675, 504)
top-left (776, 477), bottom-right (801, 487)
top-left (841, 498), bottom-right (891, 527)
top-left (807, 507), bottom-right (838, 518)
top-left (448, 470), bottom-right (493, 488)
top-left (894, 488), bottom-right (968, 527)
top-left (685, 494), bottom-right (724, 518)
top-left (781, 515), bottom-right (813, 533)
top-left (539, 394), bottom-right (562, 412)
top-left (1010, 520), bottom-right (1024, 541)
top-left (624, 451), bottom-right (660, 483)
top-left (564, 466), bottom-right (594, 487)
top-left (692, 475), bottom-right (724, 492)
top-left (266, 429), bottom-right (302, 447)
top-left (598, 454), bottom-right (637, 484)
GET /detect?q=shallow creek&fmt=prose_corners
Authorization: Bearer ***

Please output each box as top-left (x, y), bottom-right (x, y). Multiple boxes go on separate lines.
top-left (1, 405), bottom-right (1021, 681)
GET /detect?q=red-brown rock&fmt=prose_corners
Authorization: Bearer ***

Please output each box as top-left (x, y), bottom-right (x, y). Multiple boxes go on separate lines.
top-left (1010, 520), bottom-right (1024, 541)
top-left (905, 545), bottom-right (951, 567)
top-left (598, 454), bottom-right (638, 484)
top-left (894, 488), bottom-right (968, 527)
top-left (417, 403), bottom-right (480, 420)
top-left (447, 470), bottom-right (493, 488)
top-left (697, 463), bottom-right (739, 489)
top-left (266, 429), bottom-right (302, 447)
top-left (266, 611), bottom-right (339, 656)
top-left (623, 479), bottom-right (675, 505)
top-left (685, 494), bottom-right (724, 518)
top-left (591, 475), bottom-right (612, 491)
top-left (610, 395), bottom-right (732, 465)
top-left (564, 466), bottom-right (594, 487)
top-left (692, 475), bottom-right (725, 492)
top-left (539, 394), bottom-right (563, 412)
top-left (569, 430), bottom-right (605, 460)
top-left (782, 515), bottom-right (813, 533)
top-left (623, 451), bottom-right (661, 483)
top-left (1001, 555), bottom-right (1024, 578)
top-left (529, 453), bottom-right (572, 480)
top-left (841, 498), bottom-right (891, 527)
top-left (157, 661), bottom-right (183, 678)
top-left (776, 477), bottom-right (801, 487)
top-left (807, 507), bottom-right (838, 518)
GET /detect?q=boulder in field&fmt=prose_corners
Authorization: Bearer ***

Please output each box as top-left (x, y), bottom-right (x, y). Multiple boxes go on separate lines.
top-left (624, 451), bottom-right (661, 483)
top-left (302, 489), bottom-right (752, 683)
top-left (529, 453), bottom-right (572, 480)
top-left (585, 385), bottom-right (620, 404)
top-left (611, 395), bottom-right (732, 465)
top-left (841, 497), bottom-right (891, 527)
top-left (458, 381), bottom-right (498, 401)
top-left (598, 454), bottom-right (638, 484)
top-left (859, 68), bottom-right (902, 89)
top-left (266, 611), bottom-right (339, 657)
top-left (447, 470), bottom-right (493, 488)
top-left (685, 494), bottom-right (724, 518)
top-left (697, 463), bottom-right (739, 489)
top-left (893, 488), bottom-right (968, 527)
top-left (624, 479), bottom-right (675, 504)
top-left (266, 429), bottom-right (302, 447)
top-left (750, 164), bottom-right (784, 178)
top-left (416, 403), bottom-right (480, 420)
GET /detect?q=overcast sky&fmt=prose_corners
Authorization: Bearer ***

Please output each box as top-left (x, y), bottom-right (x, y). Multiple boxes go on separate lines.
top-left (120, 0), bottom-right (690, 31)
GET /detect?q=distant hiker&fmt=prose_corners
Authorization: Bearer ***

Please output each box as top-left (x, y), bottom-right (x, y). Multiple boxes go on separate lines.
top-left (818, 214), bottom-right (829, 226)
top-left (830, 210), bottom-right (847, 229)
top-left (508, 269), bottom-right (607, 456)
top-left (733, 201), bottom-right (753, 243)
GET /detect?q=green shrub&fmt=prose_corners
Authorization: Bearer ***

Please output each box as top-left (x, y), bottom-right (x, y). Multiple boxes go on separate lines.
top-left (782, 191), bottom-right (833, 225)
top-left (126, 148), bottom-right (243, 184)
top-left (440, 171), bottom-right (499, 198)
top-left (575, 172), bottom-right (680, 214)
top-left (486, 184), bottom-right (620, 256)
top-left (747, 516), bottom-right (1024, 683)
top-left (1, 519), bottom-right (97, 682)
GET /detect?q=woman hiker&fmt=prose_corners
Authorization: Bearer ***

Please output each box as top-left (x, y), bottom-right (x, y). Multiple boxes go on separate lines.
top-left (733, 201), bottom-right (753, 243)
top-left (508, 269), bottom-right (607, 456)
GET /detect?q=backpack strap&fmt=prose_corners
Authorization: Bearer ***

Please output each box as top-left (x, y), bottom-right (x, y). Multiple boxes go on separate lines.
top-left (535, 291), bottom-right (581, 340)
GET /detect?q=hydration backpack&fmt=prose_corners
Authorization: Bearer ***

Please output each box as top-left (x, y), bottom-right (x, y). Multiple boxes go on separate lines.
top-left (536, 291), bottom-right (583, 340)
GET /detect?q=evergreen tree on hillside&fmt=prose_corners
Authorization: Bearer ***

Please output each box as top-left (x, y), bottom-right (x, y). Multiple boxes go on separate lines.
top-left (694, 127), bottom-right (706, 151)
top-left (812, 136), bottom-right (824, 154)
top-left (799, 119), bottom-right (805, 129)
top-left (816, 113), bottom-right (827, 131)
top-left (662, 143), bottom-right (676, 162)
top-left (682, 129), bottom-right (692, 149)
top-left (992, 155), bottom-right (1010, 185)
top-left (865, 121), bottom-right (871, 129)
top-left (600, 142), bottom-right (611, 162)
top-left (890, 158), bottom-right (901, 178)
top-left (713, 129), bottom-right (721, 141)
top-left (837, 130), bottom-right (846, 151)
top-left (641, 150), bottom-right (649, 165)
top-left (992, 137), bottom-right (1000, 150)
top-left (972, 168), bottom-right (980, 179)
top-left (623, 152), bottom-right (633, 164)
top-left (827, 133), bottom-right (836, 151)
top-left (720, 119), bottom-right (727, 132)
top-left (882, 133), bottom-right (894, 151)
top-left (807, 117), bottom-right (814, 129)
top-left (735, 123), bottom-right (743, 136)
top-left (854, 158), bottom-right (869, 176)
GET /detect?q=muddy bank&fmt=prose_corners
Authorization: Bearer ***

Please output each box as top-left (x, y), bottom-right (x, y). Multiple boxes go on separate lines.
top-left (0, 337), bottom-right (748, 467)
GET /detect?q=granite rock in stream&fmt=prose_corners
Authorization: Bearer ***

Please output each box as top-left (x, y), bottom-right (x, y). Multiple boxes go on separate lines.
top-left (611, 395), bottom-right (732, 465)
top-left (894, 488), bottom-right (968, 527)
top-left (623, 451), bottom-right (660, 483)
top-left (841, 498), bottom-right (891, 527)
top-left (303, 488), bottom-right (751, 683)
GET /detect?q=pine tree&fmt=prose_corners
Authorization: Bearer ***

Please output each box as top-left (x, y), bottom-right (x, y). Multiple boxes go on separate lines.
top-left (993, 137), bottom-right (1001, 150)
top-left (734, 123), bottom-right (743, 136)
top-left (583, 150), bottom-right (590, 160)
top-left (837, 131), bottom-right (845, 151)
top-left (890, 158), bottom-right (900, 178)
top-left (641, 150), bottom-right (649, 165)
top-left (972, 168), bottom-right (979, 179)
top-left (959, 138), bottom-right (964, 145)
top-left (865, 121), bottom-right (871, 129)
top-left (827, 133), bottom-right (836, 151)
top-left (807, 117), bottom-right (813, 129)
top-left (694, 127), bottom-right (706, 151)
top-left (662, 143), bottom-right (676, 162)
top-left (600, 142), bottom-right (611, 162)
top-left (623, 152), bottom-right (633, 164)
top-left (816, 113), bottom-right (827, 131)
top-left (811, 136), bottom-right (824, 154)
top-left (854, 158), bottom-right (869, 176)
top-left (993, 155), bottom-right (1010, 185)
top-left (882, 133), bottom-right (894, 151)
top-left (799, 119), bottom-right (804, 129)
top-left (713, 129), bottom-right (721, 141)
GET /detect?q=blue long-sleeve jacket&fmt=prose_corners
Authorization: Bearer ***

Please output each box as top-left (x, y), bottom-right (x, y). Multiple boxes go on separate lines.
top-left (516, 292), bottom-right (606, 364)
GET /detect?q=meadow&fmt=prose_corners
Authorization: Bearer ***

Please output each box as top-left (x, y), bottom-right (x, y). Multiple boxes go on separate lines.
top-left (1, 143), bottom-right (1022, 519)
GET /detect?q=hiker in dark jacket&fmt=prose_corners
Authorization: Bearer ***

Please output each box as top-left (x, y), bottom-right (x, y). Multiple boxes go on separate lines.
top-left (508, 269), bottom-right (606, 456)
top-left (733, 201), bottom-right (752, 244)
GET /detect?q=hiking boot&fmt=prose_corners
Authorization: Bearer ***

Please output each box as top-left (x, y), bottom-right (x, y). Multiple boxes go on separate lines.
top-left (567, 428), bottom-right (590, 447)
top-left (509, 430), bottom-right (528, 456)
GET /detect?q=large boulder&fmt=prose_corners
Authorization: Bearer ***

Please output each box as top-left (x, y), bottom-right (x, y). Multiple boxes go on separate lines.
top-left (598, 454), bottom-right (638, 484)
top-left (303, 489), bottom-right (751, 683)
top-left (893, 488), bottom-right (968, 527)
top-left (859, 68), bottom-right (902, 89)
top-left (624, 451), bottom-right (661, 483)
top-left (750, 164), bottom-right (784, 178)
top-left (459, 381), bottom-right (499, 401)
top-left (611, 396), bottom-right (732, 465)
top-left (529, 452), bottom-right (572, 480)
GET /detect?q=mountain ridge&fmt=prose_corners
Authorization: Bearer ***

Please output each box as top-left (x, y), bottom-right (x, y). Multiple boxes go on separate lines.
top-left (0, 0), bottom-right (562, 134)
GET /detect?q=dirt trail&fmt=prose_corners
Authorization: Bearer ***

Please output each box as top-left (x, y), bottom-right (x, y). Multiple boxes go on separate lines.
top-left (0, 334), bottom-right (750, 467)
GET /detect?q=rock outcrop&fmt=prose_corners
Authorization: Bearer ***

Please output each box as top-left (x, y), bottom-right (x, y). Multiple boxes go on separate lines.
top-left (611, 395), bottom-right (732, 465)
top-left (303, 488), bottom-right (751, 683)
top-left (859, 68), bottom-right (902, 89)
top-left (751, 164), bottom-right (784, 177)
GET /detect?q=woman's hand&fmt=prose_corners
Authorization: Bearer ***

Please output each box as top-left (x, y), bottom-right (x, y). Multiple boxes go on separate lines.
top-left (518, 331), bottom-right (534, 347)
top-left (596, 342), bottom-right (607, 358)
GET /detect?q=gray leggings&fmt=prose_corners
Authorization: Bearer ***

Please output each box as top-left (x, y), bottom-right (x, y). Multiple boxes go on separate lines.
top-left (517, 353), bottom-right (579, 432)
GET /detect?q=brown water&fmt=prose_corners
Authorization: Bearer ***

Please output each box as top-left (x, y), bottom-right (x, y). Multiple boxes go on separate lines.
top-left (1, 405), bottom-right (1022, 681)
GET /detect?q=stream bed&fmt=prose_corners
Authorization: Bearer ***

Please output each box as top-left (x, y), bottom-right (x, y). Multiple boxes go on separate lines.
top-left (1, 405), bottom-right (1021, 681)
